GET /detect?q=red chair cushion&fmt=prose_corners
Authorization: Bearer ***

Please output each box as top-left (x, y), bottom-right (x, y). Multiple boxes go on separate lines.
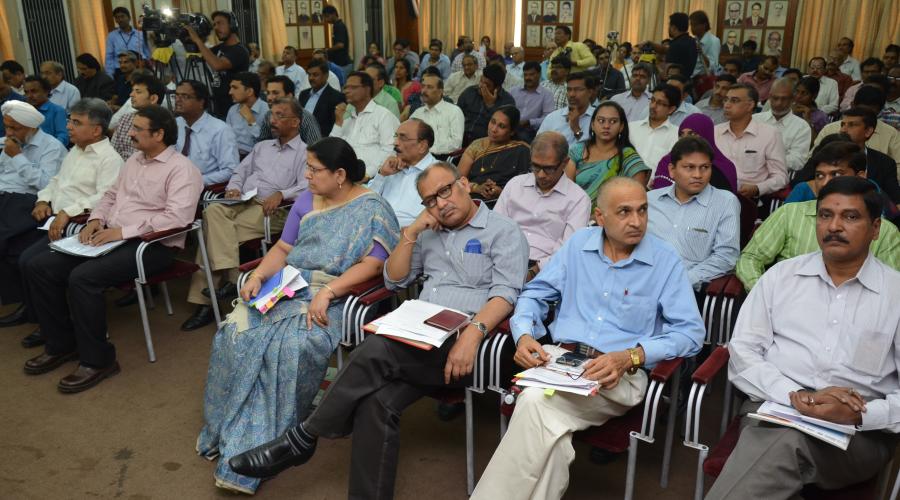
top-left (118, 260), bottom-right (199, 290)
top-left (704, 417), bottom-right (742, 477)
top-left (574, 405), bottom-right (644, 453)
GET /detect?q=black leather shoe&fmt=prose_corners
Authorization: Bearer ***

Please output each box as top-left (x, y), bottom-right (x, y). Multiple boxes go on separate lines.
top-left (115, 285), bottom-right (159, 308)
top-left (0, 304), bottom-right (26, 327)
top-left (180, 305), bottom-right (215, 331)
top-left (228, 433), bottom-right (317, 478)
top-left (21, 328), bottom-right (44, 348)
top-left (24, 350), bottom-right (77, 375)
top-left (201, 281), bottom-right (238, 301)
top-left (58, 362), bottom-right (121, 393)
top-left (437, 401), bottom-right (466, 421)
top-left (589, 447), bottom-right (623, 465)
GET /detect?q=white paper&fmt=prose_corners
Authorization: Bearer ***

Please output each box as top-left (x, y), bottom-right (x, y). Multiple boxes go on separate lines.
top-left (247, 265), bottom-right (307, 309)
top-left (38, 216), bottom-right (56, 231)
top-left (206, 188), bottom-right (258, 205)
top-left (374, 300), bottom-right (470, 347)
top-left (748, 401), bottom-right (855, 450)
top-left (49, 235), bottom-right (127, 258)
top-left (756, 401), bottom-right (857, 435)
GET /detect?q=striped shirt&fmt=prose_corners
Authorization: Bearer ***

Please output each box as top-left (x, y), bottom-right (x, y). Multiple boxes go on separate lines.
top-left (384, 202), bottom-right (529, 314)
top-left (647, 184), bottom-right (740, 289)
top-left (735, 200), bottom-right (900, 290)
top-left (540, 79), bottom-right (568, 110)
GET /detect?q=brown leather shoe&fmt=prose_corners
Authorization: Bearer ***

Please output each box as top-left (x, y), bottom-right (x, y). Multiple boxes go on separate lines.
top-left (57, 362), bottom-right (121, 394)
top-left (24, 351), bottom-right (77, 375)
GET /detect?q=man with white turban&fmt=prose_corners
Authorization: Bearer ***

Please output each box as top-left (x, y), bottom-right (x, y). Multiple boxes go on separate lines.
top-left (0, 100), bottom-right (66, 327)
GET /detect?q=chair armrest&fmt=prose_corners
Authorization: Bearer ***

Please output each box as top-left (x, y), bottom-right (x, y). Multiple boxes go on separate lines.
top-left (691, 346), bottom-right (730, 385)
top-left (705, 275), bottom-right (731, 296)
top-left (347, 276), bottom-right (386, 296)
top-left (203, 182), bottom-right (228, 194)
top-left (722, 275), bottom-right (744, 298)
top-left (358, 286), bottom-right (396, 306)
top-left (138, 223), bottom-right (196, 242)
top-left (649, 357), bottom-right (684, 383)
top-left (238, 257), bottom-right (264, 273)
top-left (69, 213), bottom-right (90, 224)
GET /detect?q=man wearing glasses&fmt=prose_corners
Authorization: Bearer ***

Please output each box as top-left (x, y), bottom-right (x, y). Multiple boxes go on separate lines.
top-left (494, 131), bottom-right (590, 281)
top-left (330, 71), bottom-right (399, 179)
top-left (367, 119), bottom-right (437, 227)
top-left (537, 73), bottom-right (597, 146)
top-left (229, 161), bottom-right (529, 498)
top-left (173, 80), bottom-right (239, 184)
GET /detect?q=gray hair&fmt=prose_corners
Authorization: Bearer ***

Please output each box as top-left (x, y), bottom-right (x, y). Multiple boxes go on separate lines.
top-left (771, 76), bottom-right (796, 93)
top-left (531, 131), bottom-right (568, 164)
top-left (42, 60), bottom-right (64, 74)
top-left (416, 161), bottom-right (460, 192)
top-left (117, 51), bottom-right (138, 62)
top-left (271, 96), bottom-right (304, 122)
top-left (596, 176), bottom-right (646, 210)
top-left (69, 98), bottom-right (112, 131)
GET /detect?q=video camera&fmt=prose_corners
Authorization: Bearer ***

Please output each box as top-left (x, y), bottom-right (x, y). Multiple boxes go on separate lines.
top-left (638, 41), bottom-right (657, 64)
top-left (142, 4), bottom-right (211, 53)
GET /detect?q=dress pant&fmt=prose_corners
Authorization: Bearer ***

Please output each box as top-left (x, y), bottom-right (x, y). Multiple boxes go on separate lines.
top-left (304, 334), bottom-right (475, 500)
top-left (15, 234), bottom-right (52, 323)
top-left (705, 400), bottom-right (896, 500)
top-left (25, 240), bottom-right (174, 368)
top-left (0, 192), bottom-right (40, 304)
top-left (187, 201), bottom-right (286, 306)
top-left (471, 372), bottom-right (648, 500)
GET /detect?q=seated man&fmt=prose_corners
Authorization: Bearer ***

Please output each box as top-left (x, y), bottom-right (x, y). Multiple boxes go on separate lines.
top-left (181, 97), bottom-right (309, 330)
top-left (329, 71), bottom-right (398, 179)
top-left (258, 75), bottom-right (322, 145)
top-left (362, 63), bottom-right (400, 120)
top-left (508, 61), bottom-right (555, 143)
top-left (174, 79), bottom-right (240, 184)
top-left (695, 74), bottom-right (736, 125)
top-left (4, 99), bottom-right (123, 346)
top-left (228, 162), bottom-right (529, 498)
top-left (537, 73), bottom-right (597, 147)
top-left (736, 152), bottom-right (899, 290)
top-left (226, 72), bottom-right (268, 158)
top-left (457, 63), bottom-right (515, 145)
top-left (41, 60), bottom-right (81, 112)
top-left (0, 101), bottom-right (67, 327)
top-left (610, 62), bottom-right (652, 122)
top-left (665, 74), bottom-right (702, 126)
top-left (707, 176), bottom-right (900, 499)
top-left (753, 77), bottom-right (812, 173)
top-left (408, 73), bottom-right (464, 156)
top-left (297, 59), bottom-right (345, 136)
top-left (22, 105), bottom-right (202, 393)
top-left (629, 83), bottom-right (681, 177)
top-left (716, 83), bottom-right (788, 200)
top-left (494, 131), bottom-right (591, 280)
top-left (110, 71), bottom-right (166, 161)
top-left (274, 46), bottom-right (308, 95)
top-left (367, 119), bottom-right (436, 227)
top-left (472, 176), bottom-right (705, 499)
top-left (23, 76), bottom-right (68, 145)
top-left (648, 136), bottom-right (740, 291)
top-left (445, 54), bottom-right (481, 103)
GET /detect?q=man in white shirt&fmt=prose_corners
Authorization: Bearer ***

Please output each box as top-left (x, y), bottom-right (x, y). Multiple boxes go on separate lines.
top-left (753, 78), bottom-right (812, 172)
top-left (611, 63), bottom-right (653, 122)
top-left (629, 84), bottom-right (680, 178)
top-left (835, 37), bottom-right (862, 81)
top-left (445, 54), bottom-right (481, 103)
top-left (367, 119), bottom-right (436, 227)
top-left (330, 71), bottom-right (399, 178)
top-left (707, 176), bottom-right (900, 499)
top-left (275, 46), bottom-right (309, 95)
top-left (41, 61), bottom-right (81, 112)
top-left (506, 47), bottom-right (526, 82)
top-left (696, 74), bottom-right (737, 125)
top-left (409, 74), bottom-right (464, 156)
top-left (808, 57), bottom-right (840, 115)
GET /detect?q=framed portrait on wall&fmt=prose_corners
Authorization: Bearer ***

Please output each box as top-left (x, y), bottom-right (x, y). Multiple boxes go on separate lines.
top-left (297, 0), bottom-right (311, 23)
top-left (744, 2), bottom-right (766, 27)
top-left (768, 1), bottom-right (788, 27)
top-left (764, 29), bottom-right (784, 56)
top-left (312, 25), bottom-right (326, 48)
top-left (722, 29), bottom-right (741, 55)
top-left (526, 1), bottom-right (541, 23)
top-left (724, 1), bottom-right (744, 28)
top-left (283, 0), bottom-right (296, 25)
top-left (558, 1), bottom-right (574, 23)
top-left (718, 0), bottom-right (797, 65)
top-left (298, 27), bottom-right (312, 49)
top-left (520, 0), bottom-right (579, 59)
top-left (526, 26), bottom-right (541, 47)
top-left (542, 1), bottom-right (557, 22)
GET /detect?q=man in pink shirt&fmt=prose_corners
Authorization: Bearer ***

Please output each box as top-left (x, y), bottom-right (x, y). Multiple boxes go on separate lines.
top-left (22, 105), bottom-right (203, 393)
top-left (736, 55), bottom-right (778, 103)
top-left (715, 84), bottom-right (788, 199)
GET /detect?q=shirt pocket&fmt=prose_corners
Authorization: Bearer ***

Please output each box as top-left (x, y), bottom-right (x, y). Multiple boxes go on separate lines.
top-left (845, 329), bottom-right (894, 377)
top-left (617, 296), bottom-right (657, 334)
top-left (457, 252), bottom-right (492, 287)
top-left (679, 227), bottom-right (712, 262)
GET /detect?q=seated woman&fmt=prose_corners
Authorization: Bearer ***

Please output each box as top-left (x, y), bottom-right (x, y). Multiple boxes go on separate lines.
top-left (565, 101), bottom-right (650, 206)
top-left (457, 105), bottom-right (531, 201)
top-left (393, 58), bottom-right (421, 120)
top-left (793, 76), bottom-right (829, 137)
top-left (196, 137), bottom-right (400, 494)
top-left (652, 113), bottom-right (738, 193)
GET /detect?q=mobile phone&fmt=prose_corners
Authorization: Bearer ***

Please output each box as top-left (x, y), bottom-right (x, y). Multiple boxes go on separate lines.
top-left (555, 351), bottom-right (588, 368)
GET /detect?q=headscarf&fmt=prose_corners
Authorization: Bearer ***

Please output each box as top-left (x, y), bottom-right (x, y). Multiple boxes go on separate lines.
top-left (1, 100), bottom-right (45, 128)
top-left (652, 113), bottom-right (738, 193)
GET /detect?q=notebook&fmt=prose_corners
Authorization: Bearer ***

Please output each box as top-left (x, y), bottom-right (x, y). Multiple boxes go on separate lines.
top-left (369, 300), bottom-right (472, 349)
top-left (748, 401), bottom-right (855, 450)
top-left (49, 235), bottom-right (127, 258)
top-left (246, 265), bottom-right (308, 313)
top-left (206, 188), bottom-right (258, 205)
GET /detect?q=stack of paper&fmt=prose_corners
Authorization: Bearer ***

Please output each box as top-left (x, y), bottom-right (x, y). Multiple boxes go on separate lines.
top-left (513, 345), bottom-right (600, 396)
top-left (206, 188), bottom-right (258, 205)
top-left (748, 401), bottom-right (856, 449)
top-left (373, 300), bottom-right (471, 348)
top-left (49, 235), bottom-right (127, 258)
top-left (246, 265), bottom-right (308, 313)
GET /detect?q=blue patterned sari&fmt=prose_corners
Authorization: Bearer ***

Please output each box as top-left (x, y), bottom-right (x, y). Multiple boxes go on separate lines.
top-left (196, 191), bottom-right (400, 494)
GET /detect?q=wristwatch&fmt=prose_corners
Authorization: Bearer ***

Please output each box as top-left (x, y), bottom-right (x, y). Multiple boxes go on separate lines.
top-left (471, 320), bottom-right (488, 337)
top-left (627, 347), bottom-right (642, 374)
top-left (573, 128), bottom-right (583, 139)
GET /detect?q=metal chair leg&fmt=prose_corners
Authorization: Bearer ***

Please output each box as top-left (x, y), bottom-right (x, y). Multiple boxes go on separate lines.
top-left (693, 445), bottom-right (708, 500)
top-left (466, 389), bottom-right (475, 495)
top-left (624, 433), bottom-right (639, 500)
top-left (134, 281), bottom-right (156, 362)
top-left (660, 369), bottom-right (681, 487)
top-left (160, 282), bottom-right (173, 315)
top-left (197, 225), bottom-right (222, 325)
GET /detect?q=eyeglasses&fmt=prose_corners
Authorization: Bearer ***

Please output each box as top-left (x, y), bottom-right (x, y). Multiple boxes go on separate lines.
top-left (271, 112), bottom-right (298, 121)
top-left (393, 133), bottom-right (420, 142)
top-left (421, 181), bottom-right (456, 208)
top-left (724, 97), bottom-right (752, 104)
top-left (307, 164), bottom-right (329, 175)
top-left (531, 162), bottom-right (562, 175)
top-left (130, 124), bottom-right (158, 134)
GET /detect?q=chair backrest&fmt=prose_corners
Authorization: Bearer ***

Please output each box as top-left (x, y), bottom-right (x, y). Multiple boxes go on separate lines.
top-left (737, 194), bottom-right (758, 249)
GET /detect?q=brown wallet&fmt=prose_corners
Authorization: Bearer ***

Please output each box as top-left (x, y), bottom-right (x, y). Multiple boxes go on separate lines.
top-left (424, 309), bottom-right (470, 332)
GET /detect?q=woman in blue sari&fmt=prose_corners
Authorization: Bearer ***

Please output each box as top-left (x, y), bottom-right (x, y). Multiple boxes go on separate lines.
top-left (197, 137), bottom-right (401, 494)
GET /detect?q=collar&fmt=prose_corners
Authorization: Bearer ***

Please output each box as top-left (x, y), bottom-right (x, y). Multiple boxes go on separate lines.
top-left (443, 200), bottom-right (489, 231)
top-left (581, 227), bottom-right (655, 265)
top-left (309, 84), bottom-right (327, 96)
top-left (186, 112), bottom-right (212, 130)
top-left (522, 172), bottom-right (571, 196)
top-left (80, 137), bottom-right (111, 154)
top-left (250, 98), bottom-right (267, 114)
top-left (637, 117), bottom-right (675, 131)
top-left (629, 89), bottom-right (651, 99)
top-left (659, 183), bottom-right (713, 206)
top-left (722, 117), bottom-right (759, 137)
top-left (140, 145), bottom-right (177, 164)
top-left (273, 133), bottom-right (305, 151)
top-left (411, 153), bottom-right (437, 172)
top-left (795, 252), bottom-right (882, 293)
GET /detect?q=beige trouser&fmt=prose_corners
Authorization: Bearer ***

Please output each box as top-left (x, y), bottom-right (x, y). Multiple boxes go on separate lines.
top-left (472, 370), bottom-right (648, 500)
top-left (187, 201), bottom-right (287, 305)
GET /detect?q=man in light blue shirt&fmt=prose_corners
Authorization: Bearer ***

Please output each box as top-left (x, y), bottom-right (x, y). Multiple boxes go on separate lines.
top-left (417, 40), bottom-right (451, 80)
top-left (24, 76), bottom-right (68, 145)
top-left (105, 7), bottom-right (150, 76)
top-left (689, 10), bottom-right (720, 76)
top-left (472, 176), bottom-right (704, 499)
top-left (275, 46), bottom-right (309, 96)
top-left (648, 136), bottom-right (740, 290)
top-left (174, 80), bottom-right (239, 184)
top-left (367, 119), bottom-right (435, 226)
top-left (0, 101), bottom-right (66, 194)
top-left (225, 72), bottom-right (269, 156)
top-left (536, 73), bottom-right (596, 146)
top-left (41, 61), bottom-right (80, 113)
top-left (667, 74), bottom-right (702, 126)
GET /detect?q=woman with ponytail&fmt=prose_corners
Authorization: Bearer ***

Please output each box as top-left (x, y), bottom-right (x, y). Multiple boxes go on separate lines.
top-left (197, 137), bottom-right (400, 494)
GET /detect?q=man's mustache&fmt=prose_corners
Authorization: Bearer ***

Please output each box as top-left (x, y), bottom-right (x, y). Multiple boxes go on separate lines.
top-left (824, 233), bottom-right (849, 244)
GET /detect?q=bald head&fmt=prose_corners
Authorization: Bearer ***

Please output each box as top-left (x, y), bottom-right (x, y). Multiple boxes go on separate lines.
top-left (595, 176), bottom-right (648, 251)
top-left (596, 176), bottom-right (647, 212)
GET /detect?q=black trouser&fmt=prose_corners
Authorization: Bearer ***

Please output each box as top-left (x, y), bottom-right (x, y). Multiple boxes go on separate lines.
top-left (305, 334), bottom-right (474, 500)
top-left (25, 240), bottom-right (174, 368)
top-left (0, 192), bottom-right (40, 304)
top-left (16, 234), bottom-right (52, 324)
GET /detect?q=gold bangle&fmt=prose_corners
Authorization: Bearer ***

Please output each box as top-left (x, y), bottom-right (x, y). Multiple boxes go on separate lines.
top-left (323, 283), bottom-right (337, 298)
top-left (401, 229), bottom-right (417, 245)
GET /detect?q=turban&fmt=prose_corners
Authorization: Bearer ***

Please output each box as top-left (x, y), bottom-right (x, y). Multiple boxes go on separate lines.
top-left (1, 100), bottom-right (44, 128)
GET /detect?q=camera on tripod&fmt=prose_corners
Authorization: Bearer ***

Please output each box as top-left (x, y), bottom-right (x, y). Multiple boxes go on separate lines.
top-left (142, 4), bottom-right (212, 53)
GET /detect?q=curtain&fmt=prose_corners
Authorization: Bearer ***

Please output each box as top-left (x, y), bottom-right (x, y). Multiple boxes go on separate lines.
top-left (0, 0), bottom-right (15, 61)
top-left (258, 0), bottom-right (287, 61)
top-left (418, 0), bottom-right (517, 57)
top-left (382, 0), bottom-right (396, 57)
top-left (791, 0), bottom-right (900, 69)
top-left (67, 0), bottom-right (107, 59)
top-left (578, 0), bottom-right (718, 47)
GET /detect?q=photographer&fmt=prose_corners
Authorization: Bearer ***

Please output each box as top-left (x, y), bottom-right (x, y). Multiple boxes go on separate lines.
top-left (549, 26), bottom-right (595, 73)
top-left (641, 13), bottom-right (698, 78)
top-left (185, 11), bottom-right (249, 119)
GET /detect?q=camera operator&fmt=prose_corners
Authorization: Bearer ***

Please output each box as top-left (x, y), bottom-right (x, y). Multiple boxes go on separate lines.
top-left (185, 11), bottom-right (249, 119)
top-left (640, 13), bottom-right (698, 78)
top-left (586, 45), bottom-right (625, 101)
